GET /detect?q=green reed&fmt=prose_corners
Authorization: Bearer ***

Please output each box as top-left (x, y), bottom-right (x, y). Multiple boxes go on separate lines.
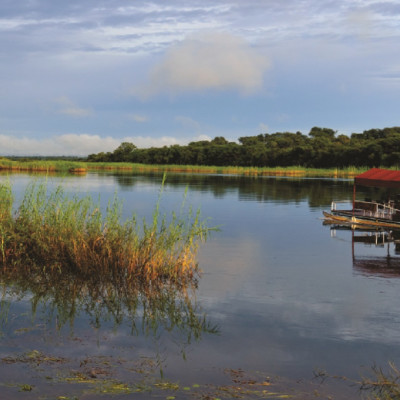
top-left (0, 177), bottom-right (213, 285)
top-left (0, 158), bottom-right (87, 173)
top-left (87, 162), bottom-right (367, 177)
top-left (1, 157), bottom-right (369, 177)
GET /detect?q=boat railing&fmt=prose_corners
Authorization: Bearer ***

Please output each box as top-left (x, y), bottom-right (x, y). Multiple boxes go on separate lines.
top-left (331, 200), bottom-right (400, 220)
top-left (331, 200), bottom-right (351, 211)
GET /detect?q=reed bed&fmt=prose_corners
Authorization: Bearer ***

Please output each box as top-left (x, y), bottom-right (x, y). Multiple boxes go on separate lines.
top-left (0, 158), bottom-right (87, 173)
top-left (87, 163), bottom-right (365, 177)
top-left (0, 158), bottom-right (367, 177)
top-left (0, 177), bottom-right (212, 285)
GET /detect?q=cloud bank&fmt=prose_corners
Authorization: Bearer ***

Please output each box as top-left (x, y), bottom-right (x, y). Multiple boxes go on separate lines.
top-left (0, 133), bottom-right (210, 157)
top-left (135, 32), bottom-right (270, 97)
top-left (0, 1), bottom-right (400, 146)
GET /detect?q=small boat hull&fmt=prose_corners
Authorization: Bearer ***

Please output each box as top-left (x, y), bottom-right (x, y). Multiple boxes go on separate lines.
top-left (323, 211), bottom-right (400, 230)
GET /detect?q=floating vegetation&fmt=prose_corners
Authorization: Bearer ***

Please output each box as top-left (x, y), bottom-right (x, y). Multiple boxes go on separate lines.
top-left (1, 349), bottom-right (67, 365)
top-left (19, 383), bottom-right (34, 391)
top-left (1, 350), bottom-right (296, 399)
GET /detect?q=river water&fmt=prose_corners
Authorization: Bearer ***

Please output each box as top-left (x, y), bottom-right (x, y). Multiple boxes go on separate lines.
top-left (1, 171), bottom-right (400, 399)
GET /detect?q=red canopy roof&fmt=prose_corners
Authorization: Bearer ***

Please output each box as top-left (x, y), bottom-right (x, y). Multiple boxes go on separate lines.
top-left (355, 168), bottom-right (400, 188)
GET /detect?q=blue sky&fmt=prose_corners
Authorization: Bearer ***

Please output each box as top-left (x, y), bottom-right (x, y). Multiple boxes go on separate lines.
top-left (1, 0), bottom-right (400, 156)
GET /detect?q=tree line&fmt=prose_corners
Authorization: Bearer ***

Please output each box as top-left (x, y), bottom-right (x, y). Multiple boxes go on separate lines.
top-left (87, 126), bottom-right (400, 168)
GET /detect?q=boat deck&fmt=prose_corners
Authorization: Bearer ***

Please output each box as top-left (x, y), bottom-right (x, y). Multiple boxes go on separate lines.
top-left (331, 200), bottom-right (400, 222)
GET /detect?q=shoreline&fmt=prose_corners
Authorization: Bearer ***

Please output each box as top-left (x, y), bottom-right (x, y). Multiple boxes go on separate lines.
top-left (0, 159), bottom-right (365, 178)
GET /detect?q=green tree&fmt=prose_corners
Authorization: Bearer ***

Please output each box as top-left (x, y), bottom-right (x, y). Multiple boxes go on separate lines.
top-left (112, 142), bottom-right (137, 162)
top-left (309, 127), bottom-right (336, 139)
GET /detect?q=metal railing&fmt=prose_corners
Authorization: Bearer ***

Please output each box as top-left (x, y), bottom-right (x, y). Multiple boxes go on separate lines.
top-left (331, 200), bottom-right (400, 220)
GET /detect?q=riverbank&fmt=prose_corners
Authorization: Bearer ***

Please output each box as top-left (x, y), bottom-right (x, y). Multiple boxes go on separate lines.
top-left (0, 158), bottom-right (366, 177)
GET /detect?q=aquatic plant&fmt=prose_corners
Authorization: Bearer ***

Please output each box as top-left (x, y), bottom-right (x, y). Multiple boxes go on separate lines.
top-left (359, 362), bottom-right (400, 400)
top-left (0, 157), bottom-right (368, 177)
top-left (0, 176), bottom-right (217, 340)
top-left (87, 162), bottom-right (367, 178)
top-left (0, 176), bottom-right (212, 285)
top-left (1, 351), bottom-right (293, 400)
top-left (0, 158), bottom-right (87, 173)
top-left (314, 363), bottom-right (400, 400)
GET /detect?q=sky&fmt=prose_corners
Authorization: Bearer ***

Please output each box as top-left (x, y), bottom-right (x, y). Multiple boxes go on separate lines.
top-left (0, 0), bottom-right (400, 156)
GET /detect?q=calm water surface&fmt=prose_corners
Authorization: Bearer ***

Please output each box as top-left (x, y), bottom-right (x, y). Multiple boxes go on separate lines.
top-left (1, 171), bottom-right (400, 399)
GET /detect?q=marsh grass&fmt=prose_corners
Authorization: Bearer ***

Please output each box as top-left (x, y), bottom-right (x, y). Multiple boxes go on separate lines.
top-left (0, 176), bottom-right (212, 286)
top-left (0, 158), bottom-right (87, 173)
top-left (0, 158), bottom-right (367, 177)
top-left (87, 162), bottom-right (366, 178)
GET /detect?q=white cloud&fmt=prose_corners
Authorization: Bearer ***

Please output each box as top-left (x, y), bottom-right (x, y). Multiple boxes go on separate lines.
top-left (128, 135), bottom-right (179, 148)
top-left (55, 96), bottom-right (93, 117)
top-left (0, 133), bottom-right (197, 156)
top-left (193, 134), bottom-right (212, 142)
top-left (0, 134), bottom-right (117, 156)
top-left (345, 9), bottom-right (375, 40)
top-left (134, 31), bottom-right (270, 98)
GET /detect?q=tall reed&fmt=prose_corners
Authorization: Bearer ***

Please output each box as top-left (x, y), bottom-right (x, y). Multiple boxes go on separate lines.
top-left (0, 177), bottom-right (213, 285)
top-left (0, 158), bottom-right (368, 178)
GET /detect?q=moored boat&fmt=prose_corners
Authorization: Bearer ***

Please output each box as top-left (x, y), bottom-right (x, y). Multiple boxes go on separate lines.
top-left (323, 210), bottom-right (400, 229)
top-left (323, 168), bottom-right (400, 230)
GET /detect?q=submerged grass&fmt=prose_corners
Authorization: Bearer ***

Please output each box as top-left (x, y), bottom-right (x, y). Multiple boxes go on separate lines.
top-left (0, 176), bottom-right (212, 285)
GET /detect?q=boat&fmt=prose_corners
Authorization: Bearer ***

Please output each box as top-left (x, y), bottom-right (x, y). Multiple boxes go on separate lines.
top-left (323, 168), bottom-right (400, 230)
top-left (323, 210), bottom-right (400, 229)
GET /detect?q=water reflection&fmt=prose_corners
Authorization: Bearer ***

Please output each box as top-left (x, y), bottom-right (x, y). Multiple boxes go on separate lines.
top-left (327, 226), bottom-right (400, 277)
top-left (0, 264), bottom-right (217, 342)
top-left (3, 171), bottom-right (400, 398)
top-left (98, 170), bottom-right (355, 208)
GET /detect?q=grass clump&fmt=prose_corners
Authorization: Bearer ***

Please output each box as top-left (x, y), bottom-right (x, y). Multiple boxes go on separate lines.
top-left (359, 362), bottom-right (400, 400)
top-left (0, 158), bottom-right (87, 173)
top-left (0, 177), bottom-right (212, 285)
